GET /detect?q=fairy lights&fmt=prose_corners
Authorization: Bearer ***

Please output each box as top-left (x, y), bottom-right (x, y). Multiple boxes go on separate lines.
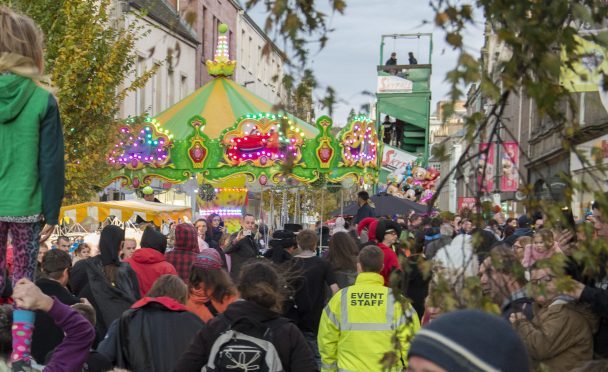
top-left (198, 208), bottom-right (243, 217)
top-left (107, 117), bottom-right (172, 169)
top-left (223, 114), bottom-right (304, 165)
top-left (342, 118), bottom-right (378, 166)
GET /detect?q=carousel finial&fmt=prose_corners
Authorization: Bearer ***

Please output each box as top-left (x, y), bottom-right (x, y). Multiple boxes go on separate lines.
top-left (206, 23), bottom-right (236, 77)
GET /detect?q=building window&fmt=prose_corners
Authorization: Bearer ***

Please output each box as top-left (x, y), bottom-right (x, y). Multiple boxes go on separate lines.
top-left (136, 55), bottom-right (146, 116)
top-left (168, 68), bottom-right (174, 106)
top-left (155, 65), bottom-right (162, 113)
top-left (180, 74), bottom-right (188, 100)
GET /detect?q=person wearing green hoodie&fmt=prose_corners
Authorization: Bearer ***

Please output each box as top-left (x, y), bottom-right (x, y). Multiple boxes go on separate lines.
top-left (0, 6), bottom-right (65, 370)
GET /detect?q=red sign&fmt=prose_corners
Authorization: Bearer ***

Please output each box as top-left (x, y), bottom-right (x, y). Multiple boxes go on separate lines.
top-left (458, 197), bottom-right (477, 212)
top-left (477, 143), bottom-right (495, 192)
top-left (500, 142), bottom-right (519, 192)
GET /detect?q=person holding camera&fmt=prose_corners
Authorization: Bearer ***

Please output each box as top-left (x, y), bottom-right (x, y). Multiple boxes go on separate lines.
top-left (225, 214), bottom-right (260, 281)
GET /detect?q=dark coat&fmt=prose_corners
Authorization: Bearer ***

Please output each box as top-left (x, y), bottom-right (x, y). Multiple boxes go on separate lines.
top-left (70, 256), bottom-right (140, 337)
top-left (354, 203), bottom-right (375, 225)
top-left (225, 233), bottom-right (259, 280)
top-left (97, 297), bottom-right (204, 372)
top-left (173, 300), bottom-right (317, 372)
top-left (32, 278), bottom-right (81, 363)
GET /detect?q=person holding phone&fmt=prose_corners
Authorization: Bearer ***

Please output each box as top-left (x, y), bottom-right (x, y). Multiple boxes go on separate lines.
top-left (224, 214), bottom-right (260, 281)
top-left (207, 214), bottom-right (225, 244)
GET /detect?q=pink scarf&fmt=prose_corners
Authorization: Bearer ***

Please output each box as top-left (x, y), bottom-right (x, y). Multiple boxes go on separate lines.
top-left (522, 242), bottom-right (562, 268)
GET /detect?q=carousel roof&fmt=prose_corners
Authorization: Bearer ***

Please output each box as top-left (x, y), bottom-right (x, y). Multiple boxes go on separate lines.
top-left (153, 77), bottom-right (318, 140)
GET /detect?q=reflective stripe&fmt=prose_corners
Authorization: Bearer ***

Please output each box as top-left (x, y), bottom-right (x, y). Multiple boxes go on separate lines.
top-left (415, 329), bottom-right (500, 372)
top-left (340, 287), bottom-right (349, 327)
top-left (342, 322), bottom-right (395, 331)
top-left (322, 362), bottom-right (337, 369)
top-left (324, 306), bottom-right (340, 328)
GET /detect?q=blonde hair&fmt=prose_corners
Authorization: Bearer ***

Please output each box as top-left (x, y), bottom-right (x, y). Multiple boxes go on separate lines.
top-left (0, 6), bottom-right (50, 86)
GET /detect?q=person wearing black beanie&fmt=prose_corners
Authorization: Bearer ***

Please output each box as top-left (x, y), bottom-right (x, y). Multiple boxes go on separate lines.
top-left (408, 310), bottom-right (530, 372)
top-left (125, 226), bottom-right (177, 297)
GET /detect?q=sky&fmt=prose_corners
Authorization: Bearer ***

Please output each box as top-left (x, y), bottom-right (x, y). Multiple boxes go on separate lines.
top-left (248, 1), bottom-right (485, 126)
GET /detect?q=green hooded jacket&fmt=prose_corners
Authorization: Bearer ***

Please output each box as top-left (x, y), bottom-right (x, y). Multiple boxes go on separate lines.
top-left (0, 73), bottom-right (64, 224)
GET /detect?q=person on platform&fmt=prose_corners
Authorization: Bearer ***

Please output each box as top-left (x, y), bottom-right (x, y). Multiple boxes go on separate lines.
top-left (408, 51), bottom-right (418, 65)
top-left (354, 191), bottom-right (375, 226)
top-left (385, 52), bottom-right (397, 65)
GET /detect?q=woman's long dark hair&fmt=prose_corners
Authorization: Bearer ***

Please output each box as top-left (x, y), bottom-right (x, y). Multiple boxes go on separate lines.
top-left (328, 232), bottom-right (358, 271)
top-left (238, 261), bottom-right (285, 313)
top-left (188, 266), bottom-right (236, 302)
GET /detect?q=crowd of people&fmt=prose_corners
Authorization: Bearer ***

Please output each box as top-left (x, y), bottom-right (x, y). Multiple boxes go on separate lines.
top-left (2, 4), bottom-right (608, 372)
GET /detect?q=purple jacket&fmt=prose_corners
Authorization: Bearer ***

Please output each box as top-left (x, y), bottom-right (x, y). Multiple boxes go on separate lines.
top-left (43, 298), bottom-right (96, 372)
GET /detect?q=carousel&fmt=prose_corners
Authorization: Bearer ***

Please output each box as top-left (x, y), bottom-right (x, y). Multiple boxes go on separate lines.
top-left (95, 24), bottom-right (382, 233)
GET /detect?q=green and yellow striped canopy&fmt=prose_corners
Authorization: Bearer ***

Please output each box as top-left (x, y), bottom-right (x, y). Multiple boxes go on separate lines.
top-left (153, 77), bottom-right (318, 140)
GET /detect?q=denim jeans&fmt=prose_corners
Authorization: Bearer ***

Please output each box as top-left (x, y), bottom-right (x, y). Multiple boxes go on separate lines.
top-left (302, 331), bottom-right (321, 369)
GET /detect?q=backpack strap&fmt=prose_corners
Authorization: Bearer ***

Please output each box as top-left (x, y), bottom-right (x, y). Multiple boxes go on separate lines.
top-left (204, 300), bottom-right (220, 317)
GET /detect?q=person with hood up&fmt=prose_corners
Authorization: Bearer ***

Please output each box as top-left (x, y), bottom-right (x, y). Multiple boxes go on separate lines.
top-left (174, 260), bottom-right (317, 372)
top-left (375, 219), bottom-right (402, 285)
top-left (70, 225), bottom-right (140, 337)
top-left (511, 264), bottom-right (598, 371)
top-left (124, 226), bottom-right (177, 297)
top-left (408, 310), bottom-right (530, 372)
top-left (165, 223), bottom-right (199, 283)
top-left (186, 249), bottom-right (238, 323)
top-left (97, 274), bottom-right (204, 372)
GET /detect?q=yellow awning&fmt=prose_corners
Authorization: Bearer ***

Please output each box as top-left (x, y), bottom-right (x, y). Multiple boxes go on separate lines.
top-left (60, 200), bottom-right (192, 226)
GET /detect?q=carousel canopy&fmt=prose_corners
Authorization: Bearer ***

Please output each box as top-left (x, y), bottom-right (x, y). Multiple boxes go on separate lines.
top-left (60, 200), bottom-right (192, 226)
top-left (106, 24), bottom-right (381, 189)
top-left (154, 77), bottom-right (318, 140)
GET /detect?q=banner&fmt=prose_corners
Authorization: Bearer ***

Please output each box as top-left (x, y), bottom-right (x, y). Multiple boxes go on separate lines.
top-left (382, 145), bottom-right (418, 171)
top-left (477, 143), bottom-right (495, 192)
top-left (377, 76), bottom-right (413, 93)
top-left (458, 197), bottom-right (477, 212)
top-left (500, 142), bottom-right (519, 192)
top-left (560, 34), bottom-right (608, 93)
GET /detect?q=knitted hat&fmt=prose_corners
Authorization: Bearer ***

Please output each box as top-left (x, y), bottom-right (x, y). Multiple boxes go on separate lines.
top-left (357, 217), bottom-right (378, 242)
top-left (268, 230), bottom-right (296, 249)
top-left (408, 310), bottom-right (530, 372)
top-left (193, 249), bottom-right (223, 270)
top-left (518, 215), bottom-right (531, 228)
top-left (375, 219), bottom-right (402, 242)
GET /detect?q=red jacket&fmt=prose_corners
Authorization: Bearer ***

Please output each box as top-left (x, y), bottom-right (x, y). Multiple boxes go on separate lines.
top-left (377, 243), bottom-right (400, 286)
top-left (125, 248), bottom-right (177, 297)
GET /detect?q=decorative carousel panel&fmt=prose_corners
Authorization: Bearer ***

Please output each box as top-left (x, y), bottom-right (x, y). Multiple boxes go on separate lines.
top-left (186, 116), bottom-right (210, 169)
top-left (107, 117), bottom-right (173, 170)
top-left (339, 116), bottom-right (379, 168)
top-left (221, 114), bottom-right (304, 167)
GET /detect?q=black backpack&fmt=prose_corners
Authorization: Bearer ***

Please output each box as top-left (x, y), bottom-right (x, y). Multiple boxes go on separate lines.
top-left (205, 316), bottom-right (288, 372)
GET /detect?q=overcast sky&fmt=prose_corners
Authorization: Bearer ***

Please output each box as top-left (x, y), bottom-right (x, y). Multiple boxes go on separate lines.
top-left (248, 1), bottom-right (485, 126)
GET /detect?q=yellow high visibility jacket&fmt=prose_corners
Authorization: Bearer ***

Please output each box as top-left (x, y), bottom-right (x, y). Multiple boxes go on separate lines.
top-left (318, 272), bottom-right (420, 372)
